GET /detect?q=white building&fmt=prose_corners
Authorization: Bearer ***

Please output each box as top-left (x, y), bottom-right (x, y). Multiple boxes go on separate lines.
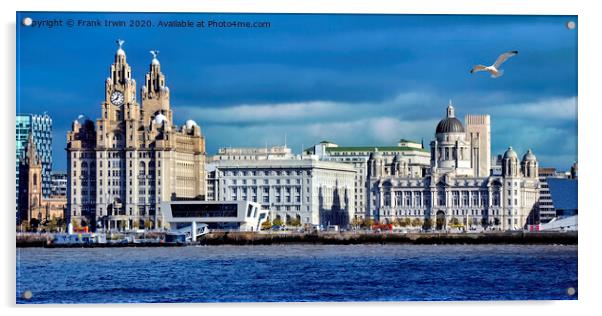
top-left (303, 140), bottom-right (430, 220)
top-left (161, 200), bottom-right (268, 232)
top-left (367, 103), bottom-right (540, 231)
top-left (207, 158), bottom-right (356, 227)
top-left (465, 114), bottom-right (491, 178)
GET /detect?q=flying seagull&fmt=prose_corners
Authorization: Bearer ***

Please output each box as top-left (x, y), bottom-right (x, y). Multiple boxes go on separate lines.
top-left (470, 50), bottom-right (518, 78)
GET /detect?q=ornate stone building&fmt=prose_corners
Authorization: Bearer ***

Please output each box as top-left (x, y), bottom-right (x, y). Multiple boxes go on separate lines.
top-left (18, 134), bottom-right (66, 229)
top-left (368, 103), bottom-right (540, 231)
top-left (67, 40), bottom-right (206, 231)
top-left (303, 139), bottom-right (430, 221)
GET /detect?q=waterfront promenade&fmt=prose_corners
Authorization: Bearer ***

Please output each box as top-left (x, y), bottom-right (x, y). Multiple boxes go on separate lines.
top-left (16, 231), bottom-right (578, 247)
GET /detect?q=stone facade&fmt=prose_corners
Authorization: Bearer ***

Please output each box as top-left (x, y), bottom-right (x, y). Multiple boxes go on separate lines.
top-left (304, 140), bottom-right (430, 220)
top-left (465, 114), bottom-right (491, 177)
top-left (66, 40), bottom-right (206, 231)
top-left (208, 159), bottom-right (356, 227)
top-left (368, 103), bottom-right (540, 231)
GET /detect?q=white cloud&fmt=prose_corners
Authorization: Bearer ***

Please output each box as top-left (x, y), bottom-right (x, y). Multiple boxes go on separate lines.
top-left (177, 100), bottom-right (348, 124)
top-left (174, 91), bottom-right (442, 126)
top-left (175, 93), bottom-right (577, 169)
top-left (491, 96), bottom-right (578, 120)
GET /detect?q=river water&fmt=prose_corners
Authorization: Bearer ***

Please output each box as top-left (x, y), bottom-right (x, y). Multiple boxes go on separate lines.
top-left (16, 244), bottom-right (577, 303)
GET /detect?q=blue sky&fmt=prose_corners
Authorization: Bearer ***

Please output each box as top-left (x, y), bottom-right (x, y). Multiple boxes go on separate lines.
top-left (16, 12), bottom-right (577, 171)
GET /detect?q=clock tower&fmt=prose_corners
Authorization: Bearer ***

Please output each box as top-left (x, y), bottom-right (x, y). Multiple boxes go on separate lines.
top-left (97, 39), bottom-right (140, 149)
top-left (67, 39), bottom-right (207, 232)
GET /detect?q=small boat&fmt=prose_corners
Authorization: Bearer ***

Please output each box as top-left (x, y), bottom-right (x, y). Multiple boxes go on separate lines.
top-left (51, 233), bottom-right (107, 246)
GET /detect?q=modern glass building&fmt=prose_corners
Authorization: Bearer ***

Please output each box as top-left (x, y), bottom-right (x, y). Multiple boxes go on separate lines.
top-left (16, 113), bottom-right (53, 206)
top-left (50, 171), bottom-right (68, 197)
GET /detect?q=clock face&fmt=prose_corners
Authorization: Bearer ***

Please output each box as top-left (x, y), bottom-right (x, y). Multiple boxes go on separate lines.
top-left (110, 91), bottom-right (125, 106)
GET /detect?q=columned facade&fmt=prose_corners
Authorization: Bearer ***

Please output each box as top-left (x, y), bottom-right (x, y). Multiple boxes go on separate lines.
top-left (368, 102), bottom-right (540, 231)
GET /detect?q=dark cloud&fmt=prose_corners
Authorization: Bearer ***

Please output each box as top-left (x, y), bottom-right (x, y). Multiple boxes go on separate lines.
top-left (17, 13), bottom-right (577, 170)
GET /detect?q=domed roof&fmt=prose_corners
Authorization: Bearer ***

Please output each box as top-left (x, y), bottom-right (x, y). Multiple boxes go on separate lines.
top-left (151, 58), bottom-right (160, 65)
top-left (185, 119), bottom-right (197, 129)
top-left (435, 101), bottom-right (465, 134)
top-left (73, 114), bottom-right (94, 130)
top-left (522, 149), bottom-right (536, 162)
top-left (154, 113), bottom-right (167, 125)
top-left (73, 114), bottom-right (92, 125)
top-left (436, 117), bottom-right (465, 134)
top-left (503, 146), bottom-right (518, 159)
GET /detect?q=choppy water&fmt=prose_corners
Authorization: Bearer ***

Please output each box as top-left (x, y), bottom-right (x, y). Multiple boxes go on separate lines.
top-left (16, 244), bottom-right (577, 303)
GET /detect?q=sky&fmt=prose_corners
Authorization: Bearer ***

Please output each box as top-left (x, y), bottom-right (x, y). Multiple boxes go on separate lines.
top-left (16, 12), bottom-right (578, 172)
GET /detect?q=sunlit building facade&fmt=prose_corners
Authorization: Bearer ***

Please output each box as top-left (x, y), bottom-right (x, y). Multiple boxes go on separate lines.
top-left (66, 41), bottom-right (207, 231)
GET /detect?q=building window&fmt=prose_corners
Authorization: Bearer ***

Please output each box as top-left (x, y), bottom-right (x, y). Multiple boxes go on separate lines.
top-left (438, 192), bottom-right (446, 206)
top-left (493, 193), bottom-right (500, 206)
top-left (452, 192), bottom-right (460, 206)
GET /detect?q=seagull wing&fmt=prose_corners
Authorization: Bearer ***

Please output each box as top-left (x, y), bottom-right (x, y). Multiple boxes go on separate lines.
top-left (493, 50), bottom-right (518, 68)
top-left (470, 65), bottom-right (488, 74)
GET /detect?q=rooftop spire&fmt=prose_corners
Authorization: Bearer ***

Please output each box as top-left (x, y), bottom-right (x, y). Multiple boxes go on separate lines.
top-left (116, 39), bottom-right (125, 56)
top-left (447, 99), bottom-right (455, 118)
top-left (150, 50), bottom-right (160, 65)
top-left (23, 133), bottom-right (39, 165)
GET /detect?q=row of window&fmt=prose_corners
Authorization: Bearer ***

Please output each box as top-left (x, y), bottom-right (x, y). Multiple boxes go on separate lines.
top-left (380, 191), bottom-right (502, 208)
top-left (436, 146), bottom-right (467, 161)
top-left (231, 186), bottom-right (303, 195)
top-left (228, 194), bottom-right (307, 204)
top-left (228, 178), bottom-right (303, 185)
top-left (222, 170), bottom-right (308, 177)
top-left (382, 209), bottom-right (501, 217)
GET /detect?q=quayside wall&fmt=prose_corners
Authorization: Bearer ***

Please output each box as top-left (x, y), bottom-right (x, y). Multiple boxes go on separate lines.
top-left (16, 231), bottom-right (578, 247)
